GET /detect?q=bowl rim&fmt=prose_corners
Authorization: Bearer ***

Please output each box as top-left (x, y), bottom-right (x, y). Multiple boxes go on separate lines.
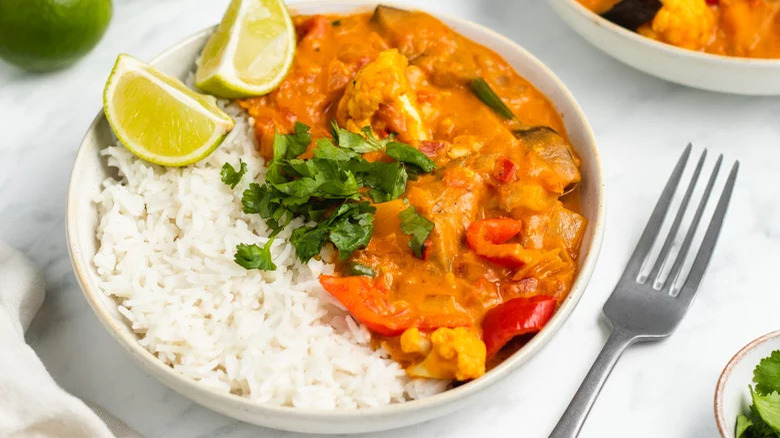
top-left (714, 330), bottom-right (780, 438)
top-left (560, 0), bottom-right (780, 66)
top-left (66, 0), bottom-right (606, 422)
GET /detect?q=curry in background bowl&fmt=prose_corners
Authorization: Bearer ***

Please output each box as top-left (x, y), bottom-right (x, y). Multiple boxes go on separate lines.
top-left (579, 0), bottom-right (780, 58)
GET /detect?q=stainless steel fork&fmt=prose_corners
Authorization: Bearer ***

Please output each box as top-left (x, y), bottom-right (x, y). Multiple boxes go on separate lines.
top-left (550, 145), bottom-right (739, 438)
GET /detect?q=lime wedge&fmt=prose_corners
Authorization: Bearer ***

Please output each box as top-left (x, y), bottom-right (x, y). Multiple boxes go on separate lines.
top-left (195, 0), bottom-right (295, 98)
top-left (103, 54), bottom-right (235, 167)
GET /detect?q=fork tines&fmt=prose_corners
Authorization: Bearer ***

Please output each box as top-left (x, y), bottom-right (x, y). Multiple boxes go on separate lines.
top-left (624, 143), bottom-right (739, 297)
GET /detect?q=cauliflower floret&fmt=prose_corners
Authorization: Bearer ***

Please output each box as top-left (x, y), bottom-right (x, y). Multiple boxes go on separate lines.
top-left (336, 49), bottom-right (428, 142)
top-left (403, 327), bottom-right (486, 381)
top-left (639, 0), bottom-right (715, 50)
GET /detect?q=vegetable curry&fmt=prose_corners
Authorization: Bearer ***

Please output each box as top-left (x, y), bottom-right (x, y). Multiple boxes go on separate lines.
top-left (239, 7), bottom-right (586, 382)
top-left (580, 0), bottom-right (780, 58)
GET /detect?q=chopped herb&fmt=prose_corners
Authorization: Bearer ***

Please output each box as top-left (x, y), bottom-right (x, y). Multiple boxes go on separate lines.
top-left (273, 121), bottom-right (312, 161)
top-left (331, 121), bottom-right (397, 153)
top-left (332, 19), bottom-right (341, 26)
top-left (470, 77), bottom-right (516, 120)
top-left (735, 349), bottom-right (780, 437)
top-left (363, 161), bottom-right (407, 203)
top-left (234, 241), bottom-right (276, 271)
top-left (220, 160), bottom-right (247, 189)
top-left (755, 351), bottom-right (780, 396)
top-left (386, 142), bottom-right (436, 173)
top-left (399, 204), bottom-right (434, 258)
top-left (736, 414), bottom-right (753, 438)
top-left (229, 122), bottom-right (437, 267)
top-left (349, 263), bottom-right (376, 277)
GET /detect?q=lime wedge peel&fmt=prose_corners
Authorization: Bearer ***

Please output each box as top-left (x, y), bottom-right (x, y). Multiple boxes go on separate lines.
top-left (103, 54), bottom-right (235, 167)
top-left (195, 0), bottom-right (296, 98)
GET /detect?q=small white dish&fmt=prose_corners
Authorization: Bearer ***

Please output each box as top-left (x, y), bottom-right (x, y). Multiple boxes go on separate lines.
top-left (66, 1), bottom-right (606, 433)
top-left (548, 0), bottom-right (780, 95)
top-left (715, 331), bottom-right (780, 437)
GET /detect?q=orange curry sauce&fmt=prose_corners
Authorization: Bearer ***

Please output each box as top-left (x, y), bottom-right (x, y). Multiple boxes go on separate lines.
top-left (239, 9), bottom-right (586, 381)
top-left (580, 0), bottom-right (780, 58)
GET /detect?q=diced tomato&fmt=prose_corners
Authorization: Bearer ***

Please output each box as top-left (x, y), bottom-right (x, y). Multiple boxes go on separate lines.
top-left (419, 140), bottom-right (447, 158)
top-left (492, 155), bottom-right (517, 183)
top-left (374, 103), bottom-right (407, 137)
top-left (466, 218), bottom-right (535, 268)
top-left (481, 295), bottom-right (556, 358)
top-left (319, 275), bottom-right (472, 336)
top-left (297, 15), bottom-right (329, 40)
top-left (705, 0), bottom-right (718, 4)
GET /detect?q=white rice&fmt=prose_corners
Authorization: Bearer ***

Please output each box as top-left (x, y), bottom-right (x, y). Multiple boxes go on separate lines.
top-left (93, 102), bottom-right (448, 408)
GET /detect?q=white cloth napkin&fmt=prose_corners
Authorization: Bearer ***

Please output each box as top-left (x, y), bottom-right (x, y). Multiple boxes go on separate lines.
top-left (0, 243), bottom-right (141, 438)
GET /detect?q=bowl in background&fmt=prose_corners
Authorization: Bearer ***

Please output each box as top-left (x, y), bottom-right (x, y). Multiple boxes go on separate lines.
top-left (715, 331), bottom-right (780, 437)
top-left (549, 0), bottom-right (780, 95)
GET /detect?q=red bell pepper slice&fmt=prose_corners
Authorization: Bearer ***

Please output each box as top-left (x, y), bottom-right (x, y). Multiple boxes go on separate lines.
top-left (481, 295), bottom-right (556, 358)
top-left (492, 155), bottom-right (517, 183)
top-left (319, 275), bottom-right (472, 336)
top-left (466, 218), bottom-right (534, 268)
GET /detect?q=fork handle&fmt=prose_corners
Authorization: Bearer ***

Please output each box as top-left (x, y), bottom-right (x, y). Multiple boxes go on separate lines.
top-left (549, 328), bottom-right (636, 438)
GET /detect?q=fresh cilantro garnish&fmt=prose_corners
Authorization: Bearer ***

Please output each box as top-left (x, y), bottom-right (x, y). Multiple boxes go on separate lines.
top-left (398, 204), bottom-right (434, 259)
top-left (274, 121), bottom-right (311, 161)
top-left (386, 142), bottom-right (436, 173)
top-left (736, 350), bottom-right (780, 437)
top-left (363, 161), bottom-right (407, 203)
top-left (220, 160), bottom-right (247, 189)
top-left (737, 414), bottom-right (754, 438)
top-left (755, 351), bottom-right (780, 396)
top-left (331, 121), bottom-right (397, 153)
top-left (291, 202), bottom-right (375, 262)
top-left (229, 122), bottom-right (437, 268)
top-left (234, 241), bottom-right (276, 271)
top-left (751, 387), bottom-right (780, 435)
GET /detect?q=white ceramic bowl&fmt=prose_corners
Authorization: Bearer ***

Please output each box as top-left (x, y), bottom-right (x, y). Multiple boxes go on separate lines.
top-left (549, 0), bottom-right (780, 95)
top-left (715, 331), bottom-right (780, 437)
top-left (66, 1), bottom-right (605, 433)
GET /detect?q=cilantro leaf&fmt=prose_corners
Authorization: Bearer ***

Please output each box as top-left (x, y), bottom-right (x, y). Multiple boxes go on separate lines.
top-left (736, 414), bottom-right (753, 438)
top-left (273, 121), bottom-right (311, 161)
top-left (755, 350), bottom-right (780, 396)
top-left (331, 121), bottom-right (398, 153)
top-left (291, 226), bottom-right (329, 262)
top-left (748, 403), bottom-right (779, 438)
top-left (398, 204), bottom-right (434, 258)
top-left (242, 183), bottom-right (270, 214)
top-left (329, 203), bottom-right (375, 260)
top-left (234, 241), bottom-right (276, 271)
top-left (386, 142), bottom-right (436, 173)
top-left (362, 161), bottom-right (407, 203)
top-left (314, 137), bottom-right (359, 161)
top-left (331, 122), bottom-right (381, 153)
top-left (221, 160), bottom-right (247, 189)
top-left (751, 387), bottom-right (780, 434)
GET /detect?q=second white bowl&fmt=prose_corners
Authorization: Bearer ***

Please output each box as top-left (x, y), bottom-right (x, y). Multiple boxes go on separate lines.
top-left (549, 0), bottom-right (780, 95)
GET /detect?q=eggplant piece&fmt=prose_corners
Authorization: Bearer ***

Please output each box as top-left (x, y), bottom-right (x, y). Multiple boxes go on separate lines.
top-left (513, 127), bottom-right (581, 194)
top-left (602, 0), bottom-right (662, 30)
top-left (370, 5), bottom-right (412, 31)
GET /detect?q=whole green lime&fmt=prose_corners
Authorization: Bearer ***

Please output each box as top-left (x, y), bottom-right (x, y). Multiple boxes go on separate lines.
top-left (0, 0), bottom-right (112, 71)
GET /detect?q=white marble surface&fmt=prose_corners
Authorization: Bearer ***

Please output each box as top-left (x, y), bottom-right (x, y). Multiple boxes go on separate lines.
top-left (1, 0), bottom-right (779, 436)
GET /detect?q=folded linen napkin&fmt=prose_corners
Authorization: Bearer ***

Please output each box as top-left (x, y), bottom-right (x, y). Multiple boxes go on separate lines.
top-left (0, 242), bottom-right (141, 438)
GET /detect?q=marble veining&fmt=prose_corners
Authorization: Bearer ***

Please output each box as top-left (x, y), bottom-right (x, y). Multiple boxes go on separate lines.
top-left (1, 0), bottom-right (779, 436)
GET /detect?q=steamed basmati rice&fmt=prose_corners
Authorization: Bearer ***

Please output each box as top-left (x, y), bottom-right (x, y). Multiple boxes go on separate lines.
top-left (93, 103), bottom-right (447, 408)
